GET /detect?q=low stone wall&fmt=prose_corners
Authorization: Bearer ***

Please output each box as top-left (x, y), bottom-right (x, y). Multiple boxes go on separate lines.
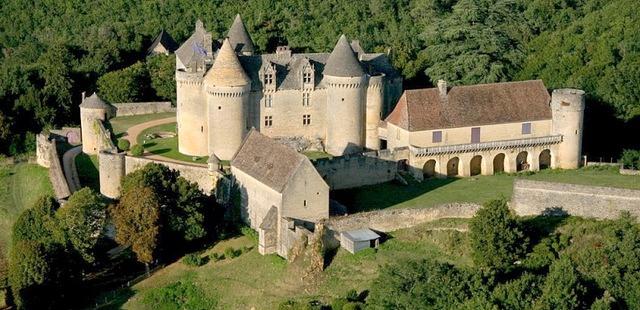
top-left (314, 149), bottom-right (408, 190)
top-left (620, 168), bottom-right (640, 176)
top-left (113, 102), bottom-right (174, 117)
top-left (324, 203), bottom-right (481, 248)
top-left (48, 140), bottom-right (72, 200)
top-left (124, 156), bottom-right (215, 193)
top-left (511, 180), bottom-right (640, 219)
top-left (36, 133), bottom-right (52, 168)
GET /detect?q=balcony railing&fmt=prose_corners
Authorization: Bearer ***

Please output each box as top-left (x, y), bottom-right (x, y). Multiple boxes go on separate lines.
top-left (410, 135), bottom-right (563, 157)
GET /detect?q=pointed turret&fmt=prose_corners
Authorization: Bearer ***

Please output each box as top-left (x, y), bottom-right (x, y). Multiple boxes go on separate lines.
top-left (227, 14), bottom-right (255, 55)
top-left (204, 38), bottom-right (250, 87)
top-left (324, 34), bottom-right (364, 77)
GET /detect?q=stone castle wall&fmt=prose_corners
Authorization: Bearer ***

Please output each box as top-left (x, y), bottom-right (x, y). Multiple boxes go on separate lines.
top-left (36, 133), bottom-right (52, 168)
top-left (113, 102), bottom-right (175, 117)
top-left (511, 180), bottom-right (640, 219)
top-left (124, 156), bottom-right (215, 193)
top-left (47, 139), bottom-right (72, 200)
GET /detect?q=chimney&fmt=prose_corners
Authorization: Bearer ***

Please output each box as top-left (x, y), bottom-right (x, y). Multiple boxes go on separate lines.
top-left (437, 80), bottom-right (447, 101)
top-left (275, 46), bottom-right (291, 58)
top-left (81, 91), bottom-right (86, 102)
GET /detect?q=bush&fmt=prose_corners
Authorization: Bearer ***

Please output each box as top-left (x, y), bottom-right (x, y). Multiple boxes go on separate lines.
top-left (182, 253), bottom-right (208, 267)
top-left (240, 225), bottom-right (258, 242)
top-left (224, 247), bottom-right (241, 259)
top-left (131, 144), bottom-right (144, 156)
top-left (621, 149), bottom-right (640, 169)
top-left (211, 253), bottom-right (224, 261)
top-left (141, 279), bottom-right (217, 310)
top-left (117, 139), bottom-right (131, 151)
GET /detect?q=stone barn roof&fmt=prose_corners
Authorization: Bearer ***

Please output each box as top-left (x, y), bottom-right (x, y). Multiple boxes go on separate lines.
top-left (386, 80), bottom-right (552, 131)
top-left (231, 130), bottom-right (306, 193)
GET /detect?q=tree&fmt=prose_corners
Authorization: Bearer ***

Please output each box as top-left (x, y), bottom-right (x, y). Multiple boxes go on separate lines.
top-left (469, 198), bottom-right (528, 272)
top-left (56, 188), bottom-right (106, 264)
top-left (535, 257), bottom-right (587, 310)
top-left (97, 61), bottom-right (151, 103)
top-left (146, 54), bottom-right (176, 103)
top-left (12, 196), bottom-right (62, 245)
top-left (110, 186), bottom-right (161, 265)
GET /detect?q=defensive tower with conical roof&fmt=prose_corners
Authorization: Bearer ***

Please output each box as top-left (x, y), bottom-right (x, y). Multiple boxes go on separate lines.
top-left (79, 93), bottom-right (112, 154)
top-left (204, 38), bottom-right (251, 159)
top-left (324, 34), bottom-right (367, 155)
top-left (227, 14), bottom-right (255, 56)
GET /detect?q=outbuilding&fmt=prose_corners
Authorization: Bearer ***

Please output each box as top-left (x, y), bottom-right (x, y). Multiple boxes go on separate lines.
top-left (340, 229), bottom-right (381, 254)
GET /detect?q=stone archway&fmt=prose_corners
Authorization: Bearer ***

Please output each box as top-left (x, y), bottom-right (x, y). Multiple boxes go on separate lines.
top-left (447, 157), bottom-right (459, 177)
top-left (470, 155), bottom-right (482, 176)
top-left (493, 153), bottom-right (506, 174)
top-left (516, 151), bottom-right (529, 171)
top-left (423, 160), bottom-right (437, 179)
top-left (539, 149), bottom-right (551, 170)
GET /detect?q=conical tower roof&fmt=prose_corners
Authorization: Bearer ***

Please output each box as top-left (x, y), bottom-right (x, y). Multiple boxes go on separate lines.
top-left (80, 93), bottom-right (110, 110)
top-left (227, 14), bottom-right (255, 55)
top-left (204, 38), bottom-right (250, 87)
top-left (324, 34), bottom-right (364, 77)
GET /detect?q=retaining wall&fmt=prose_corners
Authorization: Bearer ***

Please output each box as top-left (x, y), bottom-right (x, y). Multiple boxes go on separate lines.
top-left (113, 102), bottom-right (175, 117)
top-left (512, 180), bottom-right (640, 219)
top-left (124, 156), bottom-right (215, 193)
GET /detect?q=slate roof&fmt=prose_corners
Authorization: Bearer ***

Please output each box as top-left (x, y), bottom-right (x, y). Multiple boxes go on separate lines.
top-left (231, 129), bottom-right (306, 193)
top-left (342, 229), bottom-right (380, 242)
top-left (324, 35), bottom-right (364, 77)
top-left (385, 80), bottom-right (552, 131)
top-left (147, 29), bottom-right (178, 55)
top-left (175, 20), bottom-right (213, 68)
top-left (204, 38), bottom-right (250, 87)
top-left (227, 14), bottom-right (255, 55)
top-left (79, 93), bottom-right (110, 110)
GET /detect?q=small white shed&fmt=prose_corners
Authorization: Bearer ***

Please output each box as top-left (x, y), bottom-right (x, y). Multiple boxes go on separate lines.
top-left (340, 229), bottom-right (381, 254)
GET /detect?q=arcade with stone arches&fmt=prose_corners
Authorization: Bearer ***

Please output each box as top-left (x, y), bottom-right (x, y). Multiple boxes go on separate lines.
top-left (415, 145), bottom-right (557, 180)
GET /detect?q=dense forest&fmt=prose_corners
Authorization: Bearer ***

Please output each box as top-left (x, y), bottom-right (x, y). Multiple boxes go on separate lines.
top-left (0, 0), bottom-right (638, 156)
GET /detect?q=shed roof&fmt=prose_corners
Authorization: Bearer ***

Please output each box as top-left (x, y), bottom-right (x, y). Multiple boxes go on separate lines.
top-left (324, 35), bottom-right (364, 77)
top-left (385, 80), bottom-right (552, 131)
top-left (342, 229), bottom-right (380, 242)
top-left (231, 129), bottom-right (305, 193)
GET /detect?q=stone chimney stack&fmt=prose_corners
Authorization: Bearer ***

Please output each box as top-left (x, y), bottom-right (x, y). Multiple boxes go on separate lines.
top-left (276, 46), bottom-right (291, 58)
top-left (438, 80), bottom-right (447, 102)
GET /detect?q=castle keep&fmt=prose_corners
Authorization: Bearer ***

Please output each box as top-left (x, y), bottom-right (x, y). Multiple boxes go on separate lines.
top-left (175, 16), bottom-right (402, 160)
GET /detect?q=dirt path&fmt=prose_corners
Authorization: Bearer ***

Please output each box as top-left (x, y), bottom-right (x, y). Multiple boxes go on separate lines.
top-left (123, 116), bottom-right (176, 145)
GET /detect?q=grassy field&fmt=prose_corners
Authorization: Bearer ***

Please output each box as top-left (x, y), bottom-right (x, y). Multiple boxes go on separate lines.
top-left (97, 219), bottom-right (471, 309)
top-left (137, 123), bottom-right (209, 165)
top-left (109, 112), bottom-right (176, 138)
top-left (0, 161), bottom-right (53, 252)
top-left (75, 153), bottom-right (99, 191)
top-left (304, 151), bottom-right (333, 160)
top-left (333, 166), bottom-right (640, 212)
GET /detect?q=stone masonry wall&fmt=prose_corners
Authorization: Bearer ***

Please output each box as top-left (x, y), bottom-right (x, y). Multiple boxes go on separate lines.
top-left (113, 102), bottom-right (175, 117)
top-left (48, 139), bottom-right (72, 200)
top-left (512, 180), bottom-right (640, 219)
top-left (314, 150), bottom-right (407, 190)
top-left (324, 203), bottom-right (481, 248)
top-left (124, 156), bottom-right (215, 193)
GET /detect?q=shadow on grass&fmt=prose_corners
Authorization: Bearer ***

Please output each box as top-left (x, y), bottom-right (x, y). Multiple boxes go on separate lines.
top-left (75, 153), bottom-right (100, 191)
top-left (148, 148), bottom-right (171, 155)
top-left (330, 177), bottom-right (458, 213)
top-left (92, 287), bottom-right (135, 310)
top-left (142, 142), bottom-right (158, 148)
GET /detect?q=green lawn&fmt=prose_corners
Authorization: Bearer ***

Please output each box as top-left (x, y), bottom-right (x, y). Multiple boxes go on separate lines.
top-left (109, 112), bottom-right (176, 138)
top-left (333, 166), bottom-right (640, 213)
top-left (75, 153), bottom-right (100, 191)
top-left (136, 123), bottom-right (209, 165)
top-left (0, 161), bottom-right (53, 252)
top-left (304, 151), bottom-right (333, 160)
top-left (98, 219), bottom-right (471, 309)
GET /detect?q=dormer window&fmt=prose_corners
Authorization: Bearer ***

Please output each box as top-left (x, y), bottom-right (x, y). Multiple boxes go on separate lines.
top-left (303, 71), bottom-right (312, 84)
top-left (301, 59), bottom-right (315, 90)
top-left (261, 62), bottom-right (277, 91)
top-left (264, 72), bottom-right (274, 85)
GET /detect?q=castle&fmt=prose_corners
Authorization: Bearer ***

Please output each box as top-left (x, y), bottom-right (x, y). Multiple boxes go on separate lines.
top-left (174, 16), bottom-right (402, 159)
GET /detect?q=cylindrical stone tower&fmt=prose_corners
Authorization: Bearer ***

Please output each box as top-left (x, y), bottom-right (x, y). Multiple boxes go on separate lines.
top-left (365, 74), bottom-right (385, 150)
top-left (204, 38), bottom-right (250, 160)
top-left (80, 93), bottom-right (111, 155)
top-left (324, 35), bottom-right (366, 156)
top-left (98, 150), bottom-right (126, 199)
top-left (551, 88), bottom-right (585, 169)
top-left (176, 71), bottom-right (208, 156)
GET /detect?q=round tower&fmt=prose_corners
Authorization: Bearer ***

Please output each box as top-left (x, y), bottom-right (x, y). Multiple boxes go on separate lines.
top-left (551, 88), bottom-right (585, 169)
top-left (203, 38), bottom-right (250, 160)
top-left (365, 74), bottom-right (385, 150)
top-left (80, 93), bottom-right (111, 155)
top-left (98, 150), bottom-right (125, 199)
top-left (324, 35), bottom-right (366, 156)
top-left (176, 69), bottom-right (208, 156)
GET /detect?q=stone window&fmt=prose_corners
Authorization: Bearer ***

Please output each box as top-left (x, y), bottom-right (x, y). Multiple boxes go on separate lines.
top-left (264, 94), bottom-right (273, 108)
top-left (471, 127), bottom-right (481, 143)
top-left (303, 114), bottom-right (311, 126)
top-left (264, 115), bottom-right (273, 127)
top-left (302, 93), bottom-right (310, 106)
top-left (264, 72), bottom-right (274, 85)
top-left (522, 122), bottom-right (532, 134)
top-left (303, 71), bottom-right (312, 84)
top-left (432, 131), bottom-right (442, 143)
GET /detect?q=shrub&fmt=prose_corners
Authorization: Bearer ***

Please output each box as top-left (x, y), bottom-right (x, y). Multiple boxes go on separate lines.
top-left (224, 247), bottom-right (241, 259)
top-left (241, 225), bottom-right (258, 242)
top-left (621, 149), bottom-right (640, 169)
top-left (131, 144), bottom-right (144, 156)
top-left (211, 253), bottom-right (224, 261)
top-left (182, 253), bottom-right (208, 267)
top-left (117, 139), bottom-right (130, 151)
top-left (141, 279), bottom-right (216, 310)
